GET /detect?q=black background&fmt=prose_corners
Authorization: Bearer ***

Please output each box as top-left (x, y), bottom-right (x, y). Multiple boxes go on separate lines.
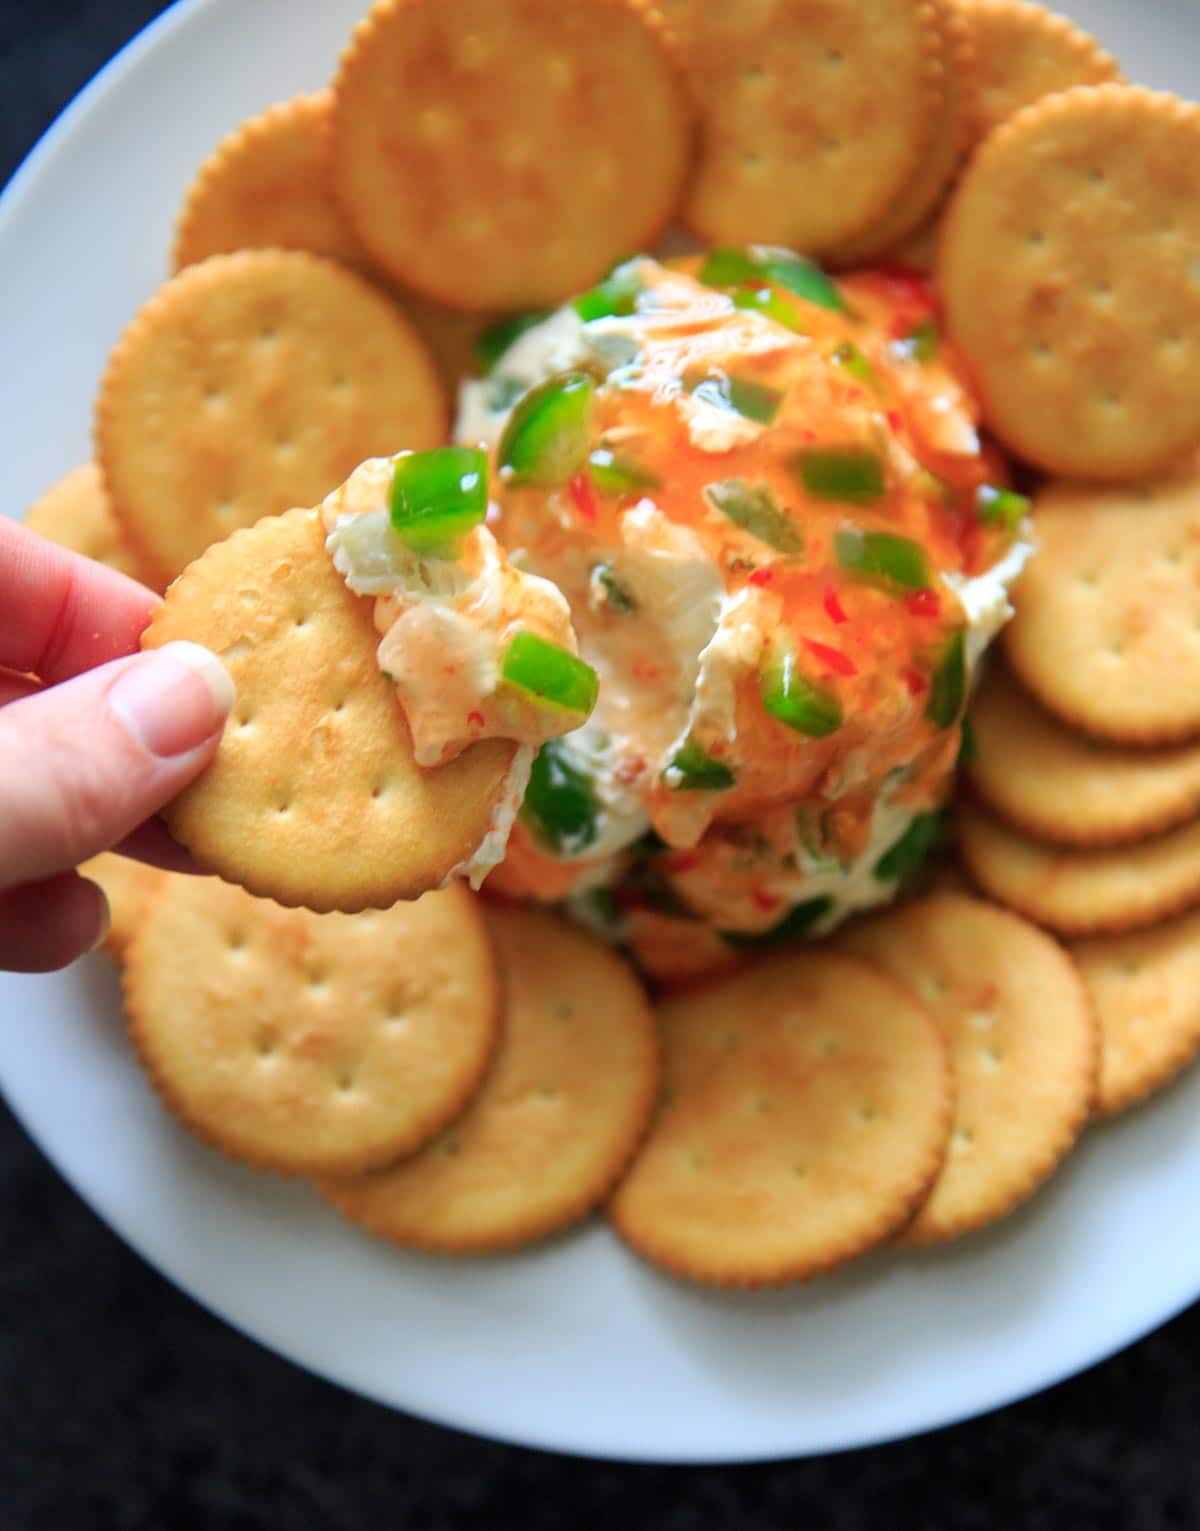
top-left (2, 4), bottom-right (1199, 1527)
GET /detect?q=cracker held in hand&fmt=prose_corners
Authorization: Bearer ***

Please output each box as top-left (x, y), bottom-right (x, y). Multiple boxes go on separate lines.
top-left (663, 0), bottom-right (943, 255)
top-left (124, 878), bottom-right (498, 1175)
top-left (330, 0), bottom-right (691, 310)
top-left (963, 0), bottom-right (1120, 145)
top-left (609, 950), bottom-right (951, 1287)
top-left (967, 665), bottom-right (1200, 847)
top-left (837, 894), bottom-right (1096, 1244)
top-left (24, 463), bottom-right (151, 585)
top-left (320, 904), bottom-right (659, 1253)
top-left (172, 93), bottom-right (366, 273)
top-left (1004, 460), bottom-right (1200, 745)
top-left (938, 85), bottom-right (1200, 478)
top-left (1071, 908), bottom-right (1200, 1116)
top-left (142, 506), bottom-right (520, 912)
top-left (957, 801), bottom-right (1200, 937)
top-left (96, 249), bottom-right (446, 587)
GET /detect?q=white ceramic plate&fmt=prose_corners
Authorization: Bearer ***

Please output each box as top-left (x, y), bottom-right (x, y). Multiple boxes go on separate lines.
top-left (2, 0), bottom-right (1199, 1465)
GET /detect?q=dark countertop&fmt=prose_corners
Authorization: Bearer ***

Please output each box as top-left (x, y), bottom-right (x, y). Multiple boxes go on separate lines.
top-left (3, 4), bottom-right (1200, 1526)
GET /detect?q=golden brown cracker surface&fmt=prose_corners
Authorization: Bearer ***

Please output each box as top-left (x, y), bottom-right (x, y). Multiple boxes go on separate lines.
top-left (96, 249), bottom-right (446, 586)
top-left (964, 0), bottom-right (1120, 144)
top-left (1071, 907), bottom-right (1200, 1116)
top-left (1003, 461), bottom-right (1200, 745)
top-left (666, 0), bottom-right (944, 256)
top-left (78, 855), bottom-right (165, 963)
top-left (837, 893), bottom-right (1096, 1244)
top-left (609, 949), bottom-right (952, 1286)
top-left (938, 85), bottom-right (1200, 478)
top-left (320, 903), bottom-right (659, 1252)
top-left (23, 463), bottom-right (153, 585)
top-left (957, 800), bottom-right (1200, 937)
top-left (142, 506), bottom-right (521, 912)
top-left (330, 0), bottom-right (691, 310)
top-left (172, 94), bottom-right (366, 273)
top-left (124, 878), bottom-right (499, 1175)
top-left (968, 664), bottom-right (1200, 846)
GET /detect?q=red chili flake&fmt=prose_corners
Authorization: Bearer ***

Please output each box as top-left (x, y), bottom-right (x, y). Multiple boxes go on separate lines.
top-left (823, 586), bottom-right (849, 625)
top-left (885, 408), bottom-right (904, 434)
top-left (752, 887), bottom-right (782, 913)
top-left (902, 667), bottom-right (929, 697)
top-left (631, 658), bottom-right (661, 683)
top-left (749, 566), bottom-right (774, 587)
top-left (904, 588), bottom-right (941, 620)
top-left (614, 755), bottom-right (646, 787)
top-left (803, 638), bottom-right (858, 678)
top-left (873, 266), bottom-right (937, 313)
top-left (466, 709), bottom-right (486, 728)
top-left (568, 471), bottom-right (598, 523)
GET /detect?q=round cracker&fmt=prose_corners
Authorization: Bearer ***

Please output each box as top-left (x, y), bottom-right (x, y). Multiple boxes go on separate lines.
top-left (609, 950), bottom-right (952, 1287)
top-left (172, 93), bottom-right (366, 273)
top-left (78, 855), bottom-right (165, 963)
top-left (957, 799), bottom-right (1200, 937)
top-left (937, 85), bottom-right (1200, 479)
top-left (23, 463), bottom-right (153, 586)
top-left (664, 0), bottom-right (944, 256)
top-left (329, 0), bottom-right (691, 311)
top-left (837, 894), bottom-right (1096, 1244)
top-left (320, 903), bottom-right (659, 1252)
top-left (968, 664), bottom-right (1200, 847)
top-left (95, 249), bottom-right (446, 586)
top-left (141, 506), bottom-right (520, 913)
top-left (830, 0), bottom-right (976, 266)
top-left (1004, 461), bottom-right (1200, 745)
top-left (124, 877), bottom-right (499, 1176)
top-left (1071, 907), bottom-right (1200, 1116)
top-left (963, 0), bottom-right (1121, 145)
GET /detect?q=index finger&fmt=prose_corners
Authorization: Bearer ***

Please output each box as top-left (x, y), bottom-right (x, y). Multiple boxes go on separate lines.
top-left (0, 516), bottom-right (160, 682)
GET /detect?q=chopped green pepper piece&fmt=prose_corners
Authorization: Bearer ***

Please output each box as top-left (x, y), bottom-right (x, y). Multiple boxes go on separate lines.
top-left (761, 254), bottom-right (844, 311)
top-left (574, 258), bottom-right (643, 321)
top-left (474, 311), bottom-right (549, 374)
top-left (501, 631), bottom-right (599, 717)
top-left (873, 812), bottom-right (943, 883)
top-left (698, 248), bottom-right (764, 287)
top-left (521, 739), bottom-right (599, 855)
top-left (722, 896), bottom-right (834, 948)
top-left (731, 285), bottom-right (801, 330)
top-left (587, 447), bottom-right (660, 495)
top-left (832, 341), bottom-right (882, 393)
top-left (498, 371), bottom-right (594, 486)
top-left (592, 562), bottom-right (638, 614)
top-left (976, 484), bottom-right (1031, 531)
top-left (683, 367), bottom-right (783, 426)
top-left (926, 629), bottom-right (967, 729)
top-left (957, 714), bottom-right (978, 767)
top-left (665, 737), bottom-right (736, 791)
top-left (705, 479), bottom-right (803, 555)
top-left (389, 446), bottom-right (488, 555)
top-left (760, 646), bottom-right (843, 738)
top-left (796, 447), bottom-right (886, 504)
top-left (898, 318), bottom-right (940, 364)
top-left (834, 528), bottom-right (931, 591)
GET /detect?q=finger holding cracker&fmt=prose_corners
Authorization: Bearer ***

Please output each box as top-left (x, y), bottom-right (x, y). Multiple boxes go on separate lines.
top-left (124, 878), bottom-right (499, 1176)
top-left (957, 799), bottom-right (1200, 938)
top-left (938, 85), bottom-right (1200, 479)
top-left (172, 93), bottom-right (367, 274)
top-left (963, 0), bottom-right (1121, 146)
top-left (141, 505), bottom-right (523, 912)
top-left (96, 249), bottom-right (446, 587)
top-left (663, 0), bottom-right (944, 256)
top-left (77, 854), bottom-right (165, 964)
top-left (609, 950), bottom-right (952, 1287)
top-left (836, 893), bottom-right (1096, 1245)
top-left (330, 0), bottom-right (691, 311)
top-left (967, 664), bottom-right (1200, 848)
top-left (1004, 460), bottom-right (1200, 746)
top-left (1071, 908), bottom-right (1200, 1117)
top-left (24, 462), bottom-right (155, 587)
top-left (320, 904), bottom-right (659, 1253)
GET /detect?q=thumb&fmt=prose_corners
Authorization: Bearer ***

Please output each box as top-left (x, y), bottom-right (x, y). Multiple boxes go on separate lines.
top-left (0, 641), bottom-right (234, 888)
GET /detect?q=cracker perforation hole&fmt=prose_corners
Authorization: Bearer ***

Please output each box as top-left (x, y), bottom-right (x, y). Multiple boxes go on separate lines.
top-left (255, 1031), bottom-right (276, 1059)
top-left (791, 1162), bottom-right (808, 1179)
top-left (968, 1010), bottom-right (994, 1032)
top-left (816, 1036), bottom-right (840, 1058)
top-left (1027, 230), bottom-right (1047, 249)
top-left (335, 1071), bottom-right (356, 1094)
top-left (441, 1135), bottom-right (461, 1157)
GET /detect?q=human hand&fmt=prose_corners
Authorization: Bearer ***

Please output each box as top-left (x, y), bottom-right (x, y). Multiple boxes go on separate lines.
top-left (0, 518), bottom-right (234, 972)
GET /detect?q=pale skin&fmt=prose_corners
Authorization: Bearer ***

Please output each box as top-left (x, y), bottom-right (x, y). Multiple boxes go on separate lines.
top-left (0, 518), bottom-right (234, 972)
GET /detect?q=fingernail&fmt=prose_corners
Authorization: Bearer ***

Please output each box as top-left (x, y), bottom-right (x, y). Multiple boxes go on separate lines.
top-left (109, 642), bottom-right (235, 758)
top-left (88, 886), bottom-right (112, 954)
